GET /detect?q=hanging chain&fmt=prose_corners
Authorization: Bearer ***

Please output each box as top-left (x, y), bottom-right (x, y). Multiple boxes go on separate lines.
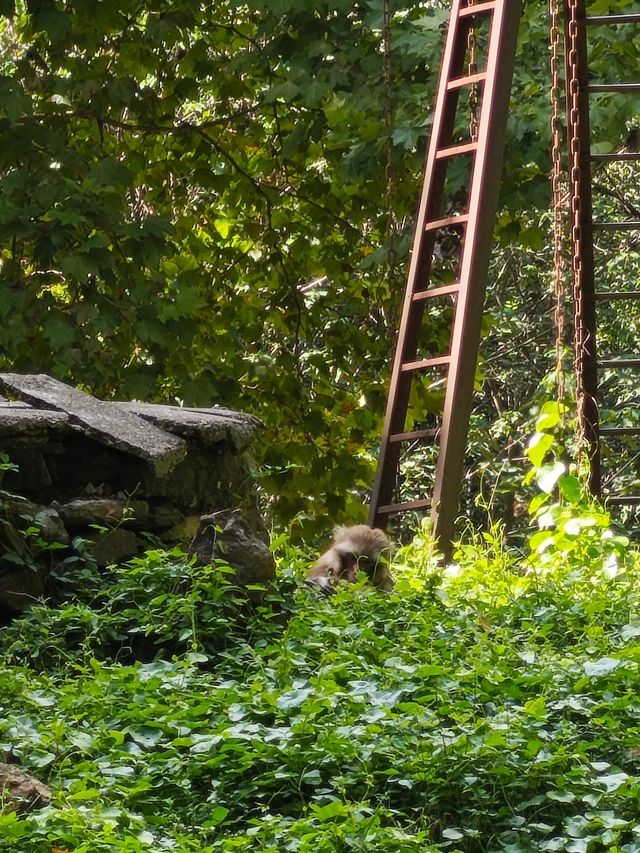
top-left (382, 0), bottom-right (396, 285)
top-left (382, 0), bottom-right (401, 519)
top-left (467, 16), bottom-right (479, 141)
top-left (549, 0), bottom-right (566, 416)
top-left (567, 0), bottom-right (587, 450)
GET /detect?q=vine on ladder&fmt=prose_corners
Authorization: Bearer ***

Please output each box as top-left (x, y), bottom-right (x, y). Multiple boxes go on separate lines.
top-left (549, 0), bottom-right (566, 419)
top-left (382, 0), bottom-right (396, 294)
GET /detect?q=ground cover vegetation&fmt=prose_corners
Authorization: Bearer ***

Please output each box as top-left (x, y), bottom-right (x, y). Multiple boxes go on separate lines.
top-left (1, 0), bottom-right (640, 530)
top-left (1, 455), bottom-right (639, 852)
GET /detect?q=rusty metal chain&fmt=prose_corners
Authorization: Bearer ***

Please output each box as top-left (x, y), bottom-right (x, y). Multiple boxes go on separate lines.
top-left (549, 0), bottom-right (566, 417)
top-left (382, 0), bottom-right (402, 535)
top-left (467, 13), bottom-right (479, 142)
top-left (382, 0), bottom-right (396, 283)
top-left (567, 0), bottom-right (587, 450)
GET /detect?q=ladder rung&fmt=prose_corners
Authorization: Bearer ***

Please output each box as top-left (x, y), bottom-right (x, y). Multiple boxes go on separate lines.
top-left (424, 214), bottom-right (469, 232)
top-left (377, 499), bottom-right (431, 515)
top-left (607, 496), bottom-right (640, 506)
top-left (599, 359), bottom-right (640, 369)
top-left (595, 291), bottom-right (640, 301)
top-left (447, 72), bottom-right (487, 91)
top-left (436, 141), bottom-right (479, 160)
top-left (401, 356), bottom-right (451, 373)
top-left (459, 2), bottom-right (496, 18)
top-left (591, 153), bottom-right (640, 162)
top-left (389, 428), bottom-right (439, 443)
top-left (587, 15), bottom-right (640, 25)
top-left (412, 284), bottom-right (460, 302)
top-left (589, 83), bottom-right (640, 93)
top-left (600, 427), bottom-right (640, 436)
top-left (592, 221), bottom-right (640, 231)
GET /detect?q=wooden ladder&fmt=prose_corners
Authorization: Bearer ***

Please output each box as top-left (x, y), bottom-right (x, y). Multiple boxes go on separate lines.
top-left (369, 0), bottom-right (521, 556)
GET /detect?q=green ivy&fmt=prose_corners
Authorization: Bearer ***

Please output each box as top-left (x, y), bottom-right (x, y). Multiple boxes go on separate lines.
top-left (2, 487), bottom-right (640, 850)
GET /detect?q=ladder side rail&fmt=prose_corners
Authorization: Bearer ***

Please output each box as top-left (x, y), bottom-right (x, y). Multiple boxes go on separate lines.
top-left (369, 0), bottom-right (469, 525)
top-left (430, 0), bottom-right (522, 556)
top-left (564, 0), bottom-right (601, 496)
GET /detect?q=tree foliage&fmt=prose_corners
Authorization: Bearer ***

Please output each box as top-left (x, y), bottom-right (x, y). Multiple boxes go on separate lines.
top-left (1, 0), bottom-right (640, 528)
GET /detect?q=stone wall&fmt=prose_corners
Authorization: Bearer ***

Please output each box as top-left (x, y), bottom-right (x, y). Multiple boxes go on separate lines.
top-left (0, 374), bottom-right (270, 612)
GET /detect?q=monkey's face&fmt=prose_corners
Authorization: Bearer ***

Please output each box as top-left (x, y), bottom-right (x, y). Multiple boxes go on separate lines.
top-left (338, 551), bottom-right (384, 584)
top-left (337, 552), bottom-right (359, 584)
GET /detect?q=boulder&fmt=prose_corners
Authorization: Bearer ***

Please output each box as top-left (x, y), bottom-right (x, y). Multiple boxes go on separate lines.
top-left (55, 498), bottom-right (149, 528)
top-left (188, 510), bottom-right (275, 588)
top-left (0, 565), bottom-right (44, 611)
top-left (33, 506), bottom-right (69, 545)
top-left (88, 528), bottom-right (139, 566)
top-left (0, 764), bottom-right (52, 813)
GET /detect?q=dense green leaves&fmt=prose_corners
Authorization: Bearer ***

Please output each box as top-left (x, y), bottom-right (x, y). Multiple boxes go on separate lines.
top-left (2, 510), bottom-right (640, 850)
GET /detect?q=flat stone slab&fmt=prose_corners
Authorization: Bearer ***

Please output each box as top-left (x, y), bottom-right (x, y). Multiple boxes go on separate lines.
top-left (0, 403), bottom-right (69, 429)
top-left (54, 497), bottom-right (150, 527)
top-left (115, 402), bottom-right (262, 450)
top-left (0, 374), bottom-right (186, 476)
top-left (0, 402), bottom-right (69, 446)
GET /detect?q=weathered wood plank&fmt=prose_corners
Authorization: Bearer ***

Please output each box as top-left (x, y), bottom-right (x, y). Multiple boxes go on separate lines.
top-left (0, 374), bottom-right (186, 475)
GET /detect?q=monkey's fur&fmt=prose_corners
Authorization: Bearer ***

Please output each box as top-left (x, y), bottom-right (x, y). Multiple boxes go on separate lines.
top-left (306, 524), bottom-right (393, 594)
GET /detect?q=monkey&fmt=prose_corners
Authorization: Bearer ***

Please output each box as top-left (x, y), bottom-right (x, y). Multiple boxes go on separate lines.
top-left (306, 524), bottom-right (393, 594)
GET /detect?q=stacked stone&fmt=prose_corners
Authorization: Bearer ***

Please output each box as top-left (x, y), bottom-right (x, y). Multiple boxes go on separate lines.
top-left (0, 374), bottom-right (272, 614)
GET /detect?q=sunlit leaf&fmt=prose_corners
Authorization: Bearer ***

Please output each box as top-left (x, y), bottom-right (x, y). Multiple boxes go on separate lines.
top-left (527, 432), bottom-right (554, 468)
top-left (583, 657), bottom-right (621, 677)
top-left (535, 462), bottom-right (565, 494)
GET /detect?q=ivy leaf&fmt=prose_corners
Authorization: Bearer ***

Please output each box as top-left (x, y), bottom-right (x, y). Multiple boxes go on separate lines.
top-left (597, 772), bottom-right (630, 793)
top-left (527, 432), bottom-right (554, 468)
top-left (442, 828), bottom-right (464, 841)
top-left (301, 768), bottom-right (322, 785)
top-left (276, 687), bottom-right (313, 711)
top-left (621, 622), bottom-right (640, 641)
top-left (31, 751), bottom-right (56, 767)
top-left (312, 802), bottom-right (349, 821)
top-left (523, 697), bottom-right (547, 720)
top-left (535, 401), bottom-right (564, 432)
top-left (208, 806), bottom-right (230, 825)
top-left (547, 790), bottom-right (576, 803)
top-left (128, 726), bottom-right (163, 748)
top-left (563, 516), bottom-right (597, 536)
top-left (565, 841), bottom-right (589, 853)
top-left (583, 657), bottom-right (621, 677)
top-left (535, 461), bottom-right (565, 494)
top-left (559, 474), bottom-right (581, 504)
